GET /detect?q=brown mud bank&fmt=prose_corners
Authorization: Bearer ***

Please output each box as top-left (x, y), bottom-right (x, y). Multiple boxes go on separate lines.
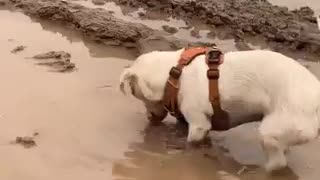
top-left (111, 0), bottom-right (320, 59)
top-left (3, 0), bottom-right (320, 60)
top-left (4, 0), bottom-right (215, 55)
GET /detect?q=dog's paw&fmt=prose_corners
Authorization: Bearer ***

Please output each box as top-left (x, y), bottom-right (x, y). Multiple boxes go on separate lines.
top-left (264, 157), bottom-right (288, 173)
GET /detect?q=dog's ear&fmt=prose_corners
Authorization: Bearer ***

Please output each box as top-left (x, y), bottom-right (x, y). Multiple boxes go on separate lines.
top-left (119, 68), bottom-right (136, 96)
top-left (119, 68), bottom-right (156, 100)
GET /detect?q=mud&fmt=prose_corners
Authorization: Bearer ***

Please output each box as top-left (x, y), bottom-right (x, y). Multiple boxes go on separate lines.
top-left (5, 0), bottom-right (215, 54)
top-left (0, 0), bottom-right (5, 6)
top-left (0, 10), bottom-right (140, 179)
top-left (1, 1), bottom-right (320, 180)
top-left (162, 25), bottom-right (178, 34)
top-left (11, 45), bottom-right (26, 53)
top-left (14, 135), bottom-right (37, 148)
top-left (30, 51), bottom-right (76, 72)
top-left (110, 0), bottom-right (320, 59)
top-left (92, 0), bottom-right (105, 6)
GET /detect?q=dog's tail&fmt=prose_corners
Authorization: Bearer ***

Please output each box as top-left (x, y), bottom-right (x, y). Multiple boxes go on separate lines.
top-left (119, 68), bottom-right (155, 100)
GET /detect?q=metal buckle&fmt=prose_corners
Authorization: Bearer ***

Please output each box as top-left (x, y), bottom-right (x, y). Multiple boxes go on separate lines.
top-left (207, 49), bottom-right (222, 64)
top-left (207, 69), bottom-right (219, 79)
top-left (207, 57), bottom-right (220, 64)
top-left (169, 66), bottom-right (182, 79)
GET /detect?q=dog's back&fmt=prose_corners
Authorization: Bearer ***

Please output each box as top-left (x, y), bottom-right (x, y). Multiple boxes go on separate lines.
top-left (177, 49), bottom-right (320, 115)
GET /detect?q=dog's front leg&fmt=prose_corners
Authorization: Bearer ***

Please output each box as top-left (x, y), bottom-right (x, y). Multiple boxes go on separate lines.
top-left (182, 110), bottom-right (212, 144)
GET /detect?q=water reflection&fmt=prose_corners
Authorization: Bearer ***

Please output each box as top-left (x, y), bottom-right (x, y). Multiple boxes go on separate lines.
top-left (112, 122), bottom-right (298, 180)
top-left (31, 18), bottom-right (138, 59)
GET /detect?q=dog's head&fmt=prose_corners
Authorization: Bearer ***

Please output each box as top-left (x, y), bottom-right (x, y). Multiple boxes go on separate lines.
top-left (119, 67), bottom-right (168, 123)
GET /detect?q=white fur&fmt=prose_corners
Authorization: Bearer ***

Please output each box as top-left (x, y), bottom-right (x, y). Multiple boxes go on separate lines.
top-left (119, 49), bottom-right (320, 172)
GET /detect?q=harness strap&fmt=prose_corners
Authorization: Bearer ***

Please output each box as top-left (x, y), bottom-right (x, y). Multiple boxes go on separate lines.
top-left (163, 47), bottom-right (207, 118)
top-left (205, 47), bottom-right (230, 131)
top-left (162, 46), bottom-right (230, 130)
top-left (206, 47), bottom-right (223, 108)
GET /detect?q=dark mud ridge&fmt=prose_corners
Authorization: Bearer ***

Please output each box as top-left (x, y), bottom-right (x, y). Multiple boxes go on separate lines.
top-left (31, 51), bottom-right (76, 73)
top-left (112, 0), bottom-right (320, 57)
top-left (11, 132), bottom-right (39, 149)
top-left (5, 0), bottom-right (320, 58)
top-left (6, 0), bottom-right (215, 55)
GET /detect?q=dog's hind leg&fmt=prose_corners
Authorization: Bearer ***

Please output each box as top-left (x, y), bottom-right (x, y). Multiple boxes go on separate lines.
top-left (258, 112), bottom-right (318, 172)
top-left (259, 133), bottom-right (288, 172)
top-left (258, 112), bottom-right (290, 172)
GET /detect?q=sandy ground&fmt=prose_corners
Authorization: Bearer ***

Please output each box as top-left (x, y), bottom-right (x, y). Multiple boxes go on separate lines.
top-left (0, 0), bottom-right (320, 180)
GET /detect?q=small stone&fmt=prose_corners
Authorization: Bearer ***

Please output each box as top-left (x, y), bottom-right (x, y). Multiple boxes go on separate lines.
top-left (15, 136), bottom-right (36, 148)
top-left (32, 51), bottom-right (76, 73)
top-left (92, 0), bottom-right (105, 6)
top-left (146, 1), bottom-right (156, 7)
top-left (11, 45), bottom-right (26, 53)
top-left (33, 132), bottom-right (39, 136)
top-left (107, 11), bottom-right (115, 14)
top-left (211, 16), bottom-right (224, 26)
top-left (138, 12), bottom-right (145, 17)
top-left (190, 29), bottom-right (201, 38)
top-left (162, 25), bottom-right (178, 34)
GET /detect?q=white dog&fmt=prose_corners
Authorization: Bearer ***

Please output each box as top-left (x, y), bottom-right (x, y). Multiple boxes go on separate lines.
top-left (119, 48), bottom-right (320, 172)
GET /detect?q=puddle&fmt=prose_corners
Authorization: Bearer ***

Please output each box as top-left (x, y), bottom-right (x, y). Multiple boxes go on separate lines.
top-left (0, 10), bottom-right (145, 180)
top-left (1, 1), bottom-right (320, 180)
top-left (73, 0), bottom-right (187, 30)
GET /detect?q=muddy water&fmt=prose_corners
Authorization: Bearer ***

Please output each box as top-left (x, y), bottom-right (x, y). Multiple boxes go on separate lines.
top-left (1, 1), bottom-right (320, 180)
top-left (0, 10), bottom-right (145, 180)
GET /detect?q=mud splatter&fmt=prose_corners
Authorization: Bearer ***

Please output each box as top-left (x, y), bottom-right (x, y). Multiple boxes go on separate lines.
top-left (31, 51), bottom-right (76, 73)
top-left (13, 133), bottom-right (39, 148)
top-left (162, 25), bottom-right (178, 34)
top-left (11, 45), bottom-right (26, 53)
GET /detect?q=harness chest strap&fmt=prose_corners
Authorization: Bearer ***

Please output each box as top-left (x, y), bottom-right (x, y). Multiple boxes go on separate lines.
top-left (162, 46), bottom-right (230, 130)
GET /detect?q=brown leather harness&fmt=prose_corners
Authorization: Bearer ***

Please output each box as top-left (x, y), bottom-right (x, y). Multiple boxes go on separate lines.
top-left (162, 46), bottom-right (231, 131)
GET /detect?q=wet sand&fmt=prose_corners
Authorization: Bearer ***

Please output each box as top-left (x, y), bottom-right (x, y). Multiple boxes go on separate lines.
top-left (0, 0), bottom-right (320, 180)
